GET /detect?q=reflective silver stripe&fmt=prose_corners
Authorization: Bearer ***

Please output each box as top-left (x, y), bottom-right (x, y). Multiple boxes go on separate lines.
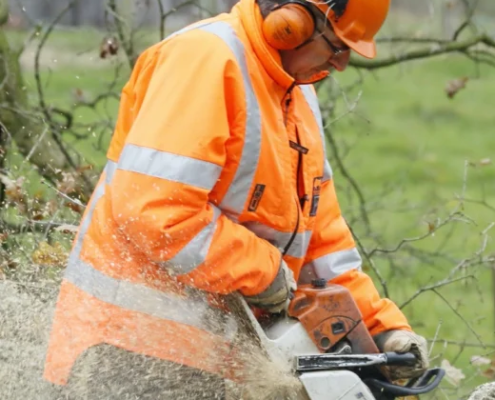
top-left (161, 206), bottom-right (221, 275)
top-left (323, 160), bottom-right (332, 183)
top-left (64, 161), bottom-right (237, 336)
top-left (300, 85), bottom-right (333, 182)
top-left (199, 22), bottom-right (262, 216)
top-left (165, 21), bottom-right (262, 215)
top-left (118, 144), bottom-right (221, 191)
top-left (298, 248), bottom-right (362, 284)
top-left (69, 161), bottom-right (114, 260)
top-left (64, 258), bottom-right (230, 332)
top-left (105, 160), bottom-right (118, 184)
top-left (286, 230), bottom-right (313, 259)
top-left (242, 221), bottom-right (312, 259)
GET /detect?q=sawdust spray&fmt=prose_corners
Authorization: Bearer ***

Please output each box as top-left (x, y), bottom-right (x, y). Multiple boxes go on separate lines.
top-left (1, 275), bottom-right (306, 399)
top-left (226, 334), bottom-right (307, 400)
top-left (0, 279), bottom-right (64, 399)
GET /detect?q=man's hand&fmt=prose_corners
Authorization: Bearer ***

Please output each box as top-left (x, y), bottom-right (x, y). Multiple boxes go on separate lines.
top-left (374, 330), bottom-right (429, 381)
top-left (244, 260), bottom-right (296, 313)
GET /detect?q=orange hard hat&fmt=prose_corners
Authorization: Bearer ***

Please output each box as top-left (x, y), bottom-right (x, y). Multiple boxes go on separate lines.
top-left (313, 0), bottom-right (391, 59)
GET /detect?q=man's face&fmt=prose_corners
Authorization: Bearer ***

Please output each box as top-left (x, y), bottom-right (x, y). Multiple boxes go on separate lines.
top-left (280, 8), bottom-right (351, 84)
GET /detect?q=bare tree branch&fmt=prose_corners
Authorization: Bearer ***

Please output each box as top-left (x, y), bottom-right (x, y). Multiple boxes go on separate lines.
top-left (350, 34), bottom-right (495, 70)
top-left (427, 339), bottom-right (495, 349)
top-left (400, 275), bottom-right (475, 309)
top-left (107, 0), bottom-right (136, 68)
top-left (34, 0), bottom-right (83, 176)
top-left (369, 211), bottom-right (468, 258)
top-left (432, 288), bottom-right (484, 346)
top-left (324, 127), bottom-right (371, 232)
top-left (349, 226), bottom-right (389, 298)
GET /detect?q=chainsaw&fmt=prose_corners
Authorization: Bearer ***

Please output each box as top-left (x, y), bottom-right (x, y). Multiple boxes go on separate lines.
top-left (233, 278), bottom-right (445, 400)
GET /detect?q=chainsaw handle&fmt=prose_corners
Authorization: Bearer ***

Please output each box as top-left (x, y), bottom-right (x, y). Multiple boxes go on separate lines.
top-left (384, 352), bottom-right (417, 366)
top-left (364, 368), bottom-right (445, 397)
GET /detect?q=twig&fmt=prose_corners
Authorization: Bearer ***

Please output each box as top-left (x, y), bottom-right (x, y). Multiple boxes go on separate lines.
top-left (350, 34), bottom-right (495, 70)
top-left (157, 0), bottom-right (165, 40)
top-left (369, 211), bottom-right (465, 258)
top-left (0, 53), bottom-right (9, 91)
top-left (107, 0), bottom-right (135, 68)
top-left (1, 219), bottom-right (73, 234)
top-left (33, 0), bottom-right (83, 175)
top-left (427, 339), bottom-right (495, 349)
top-left (349, 226), bottom-right (389, 298)
top-left (376, 37), bottom-right (451, 44)
top-left (453, 21), bottom-right (470, 41)
top-left (73, 92), bottom-right (121, 110)
top-left (459, 198), bottom-right (495, 214)
top-left (400, 275), bottom-right (474, 309)
top-left (446, 222), bottom-right (495, 280)
top-left (460, 159), bottom-right (469, 202)
top-left (429, 320), bottom-right (443, 357)
top-left (324, 127), bottom-right (371, 232)
top-left (41, 180), bottom-right (86, 210)
top-left (25, 126), bottom-right (49, 162)
top-left (432, 288), bottom-right (484, 346)
top-left (51, 107), bottom-right (74, 129)
top-left (161, 0), bottom-right (203, 21)
top-left (453, 0), bottom-right (480, 41)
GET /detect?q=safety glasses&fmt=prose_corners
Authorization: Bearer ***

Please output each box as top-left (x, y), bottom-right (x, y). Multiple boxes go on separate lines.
top-left (319, 33), bottom-right (350, 57)
top-left (311, 6), bottom-right (351, 57)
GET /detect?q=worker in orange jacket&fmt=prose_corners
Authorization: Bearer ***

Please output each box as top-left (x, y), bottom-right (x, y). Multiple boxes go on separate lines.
top-left (44, 0), bottom-right (429, 398)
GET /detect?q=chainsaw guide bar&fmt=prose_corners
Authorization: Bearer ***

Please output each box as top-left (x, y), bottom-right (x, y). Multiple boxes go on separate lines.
top-left (295, 352), bottom-right (417, 372)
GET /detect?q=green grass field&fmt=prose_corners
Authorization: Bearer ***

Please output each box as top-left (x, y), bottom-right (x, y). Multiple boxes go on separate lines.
top-left (5, 21), bottom-right (495, 397)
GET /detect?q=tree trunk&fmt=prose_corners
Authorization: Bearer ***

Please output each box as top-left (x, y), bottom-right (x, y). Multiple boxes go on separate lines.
top-left (0, 0), bottom-right (68, 180)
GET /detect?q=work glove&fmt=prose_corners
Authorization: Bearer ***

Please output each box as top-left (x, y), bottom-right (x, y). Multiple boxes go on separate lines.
top-left (374, 330), bottom-right (429, 381)
top-left (244, 260), bottom-right (296, 314)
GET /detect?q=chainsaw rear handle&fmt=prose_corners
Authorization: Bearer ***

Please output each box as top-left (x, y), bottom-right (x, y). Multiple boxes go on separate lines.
top-left (383, 352), bottom-right (417, 366)
top-left (365, 368), bottom-right (445, 397)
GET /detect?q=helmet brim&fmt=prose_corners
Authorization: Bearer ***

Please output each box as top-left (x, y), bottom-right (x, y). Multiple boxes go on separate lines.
top-left (332, 24), bottom-right (377, 59)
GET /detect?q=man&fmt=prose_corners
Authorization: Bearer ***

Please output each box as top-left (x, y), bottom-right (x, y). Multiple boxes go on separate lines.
top-left (44, 0), bottom-right (429, 398)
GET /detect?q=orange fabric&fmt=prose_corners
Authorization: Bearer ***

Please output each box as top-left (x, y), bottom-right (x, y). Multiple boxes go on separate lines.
top-left (332, 269), bottom-right (412, 336)
top-left (105, 7), bottom-right (325, 293)
top-left (304, 179), bottom-right (411, 335)
top-left (44, 282), bottom-right (232, 385)
top-left (44, 0), bottom-right (409, 386)
top-left (303, 180), bottom-right (356, 262)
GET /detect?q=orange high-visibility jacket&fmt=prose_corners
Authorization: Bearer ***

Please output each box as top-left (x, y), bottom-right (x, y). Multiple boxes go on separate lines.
top-left (44, 0), bottom-right (411, 385)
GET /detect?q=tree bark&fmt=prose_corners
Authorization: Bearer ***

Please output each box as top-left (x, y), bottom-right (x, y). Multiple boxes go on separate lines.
top-left (0, 0), bottom-right (68, 181)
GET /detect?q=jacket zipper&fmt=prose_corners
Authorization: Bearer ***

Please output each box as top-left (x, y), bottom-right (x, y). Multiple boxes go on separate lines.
top-left (283, 82), bottom-right (296, 127)
top-left (283, 198), bottom-right (301, 256)
top-left (282, 83), bottom-right (301, 256)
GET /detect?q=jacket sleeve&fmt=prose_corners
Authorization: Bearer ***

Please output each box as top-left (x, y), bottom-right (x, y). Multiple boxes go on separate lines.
top-left (108, 29), bottom-right (280, 297)
top-left (301, 165), bottom-right (411, 336)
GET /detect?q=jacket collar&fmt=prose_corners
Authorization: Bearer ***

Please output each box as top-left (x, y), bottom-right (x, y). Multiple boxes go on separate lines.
top-left (236, 0), bottom-right (296, 90)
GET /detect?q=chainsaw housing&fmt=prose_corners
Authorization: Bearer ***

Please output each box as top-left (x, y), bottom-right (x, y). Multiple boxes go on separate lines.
top-left (249, 281), bottom-right (444, 400)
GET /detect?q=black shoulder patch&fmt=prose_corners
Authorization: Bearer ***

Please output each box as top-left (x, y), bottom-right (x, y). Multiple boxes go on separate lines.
top-left (248, 184), bottom-right (266, 212)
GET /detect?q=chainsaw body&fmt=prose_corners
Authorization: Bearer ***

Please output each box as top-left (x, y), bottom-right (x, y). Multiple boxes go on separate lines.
top-left (244, 280), bottom-right (444, 400)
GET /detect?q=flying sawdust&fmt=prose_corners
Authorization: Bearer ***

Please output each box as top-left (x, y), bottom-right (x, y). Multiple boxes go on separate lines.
top-left (0, 275), bottom-right (306, 399)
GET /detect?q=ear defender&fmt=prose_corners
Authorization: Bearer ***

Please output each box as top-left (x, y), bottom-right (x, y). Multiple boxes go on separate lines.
top-left (262, 2), bottom-right (316, 50)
